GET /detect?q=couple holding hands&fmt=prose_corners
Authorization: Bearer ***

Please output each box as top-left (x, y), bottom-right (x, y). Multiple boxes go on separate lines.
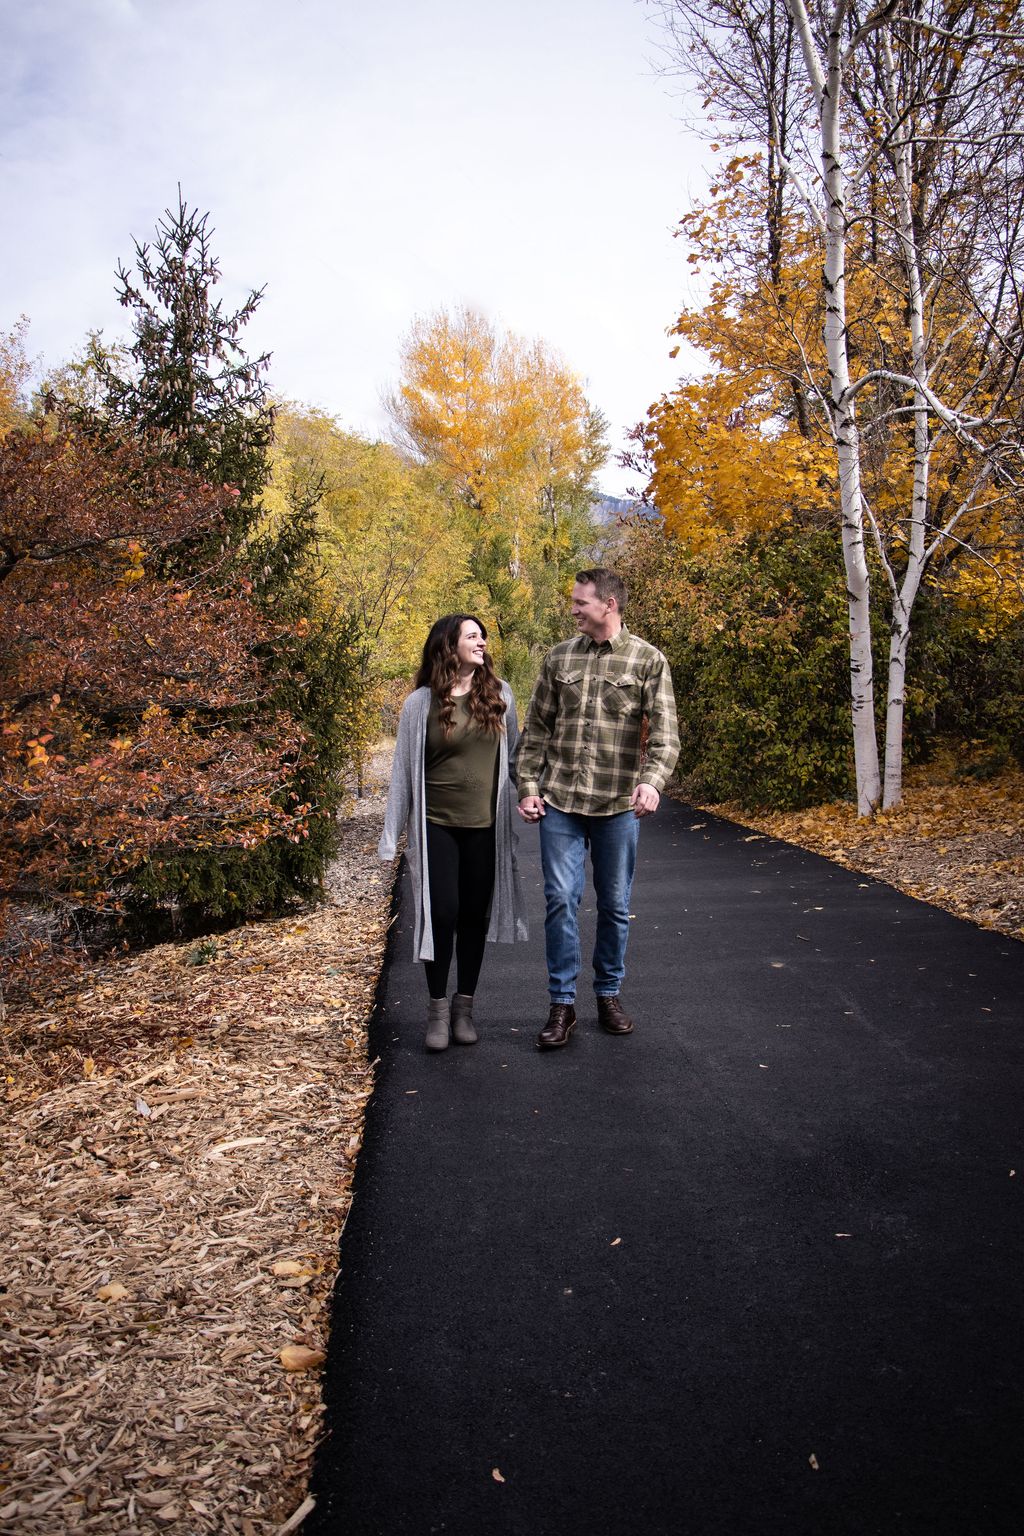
top-left (379, 568), bottom-right (679, 1052)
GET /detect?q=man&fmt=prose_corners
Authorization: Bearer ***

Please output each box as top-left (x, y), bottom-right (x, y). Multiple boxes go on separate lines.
top-left (516, 568), bottom-right (679, 1048)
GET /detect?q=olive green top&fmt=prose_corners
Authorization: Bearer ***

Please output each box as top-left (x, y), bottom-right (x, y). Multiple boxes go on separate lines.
top-left (425, 693), bottom-right (500, 828)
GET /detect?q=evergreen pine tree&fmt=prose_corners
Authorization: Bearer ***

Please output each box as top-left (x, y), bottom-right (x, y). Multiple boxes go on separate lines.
top-left (64, 192), bottom-right (368, 923)
top-left (85, 190), bottom-right (273, 529)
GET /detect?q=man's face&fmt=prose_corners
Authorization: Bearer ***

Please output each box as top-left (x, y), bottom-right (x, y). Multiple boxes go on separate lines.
top-left (571, 581), bottom-right (614, 639)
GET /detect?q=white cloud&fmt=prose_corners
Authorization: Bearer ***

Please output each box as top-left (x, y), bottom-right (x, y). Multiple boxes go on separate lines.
top-left (2, 0), bottom-right (710, 493)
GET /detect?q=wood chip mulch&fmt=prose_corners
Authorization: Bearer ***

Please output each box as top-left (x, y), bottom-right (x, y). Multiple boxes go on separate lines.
top-left (0, 766), bottom-right (397, 1536)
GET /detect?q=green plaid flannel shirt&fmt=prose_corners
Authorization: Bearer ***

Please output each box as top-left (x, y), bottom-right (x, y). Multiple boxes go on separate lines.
top-left (516, 627), bottom-right (680, 815)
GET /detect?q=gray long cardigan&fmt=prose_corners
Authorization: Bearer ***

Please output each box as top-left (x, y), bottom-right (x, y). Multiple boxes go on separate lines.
top-left (378, 683), bottom-right (529, 961)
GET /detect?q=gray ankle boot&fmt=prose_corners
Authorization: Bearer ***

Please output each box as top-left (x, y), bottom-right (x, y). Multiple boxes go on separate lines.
top-left (425, 997), bottom-right (450, 1052)
top-left (450, 993), bottom-right (478, 1045)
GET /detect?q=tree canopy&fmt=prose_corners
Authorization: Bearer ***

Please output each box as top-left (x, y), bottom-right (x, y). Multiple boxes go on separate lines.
top-left (642, 0), bottom-right (1024, 811)
top-left (387, 305), bottom-right (608, 689)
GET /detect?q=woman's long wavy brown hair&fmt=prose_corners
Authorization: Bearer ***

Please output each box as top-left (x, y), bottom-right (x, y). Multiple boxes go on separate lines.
top-left (414, 614), bottom-right (507, 737)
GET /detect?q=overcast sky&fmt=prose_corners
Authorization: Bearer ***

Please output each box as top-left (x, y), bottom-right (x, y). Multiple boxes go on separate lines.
top-left (2, 0), bottom-right (709, 496)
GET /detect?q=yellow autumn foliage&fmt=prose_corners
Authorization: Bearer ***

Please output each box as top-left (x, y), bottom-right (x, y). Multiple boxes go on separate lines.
top-left (644, 153), bottom-right (1024, 591)
top-left (0, 317), bottom-right (33, 441)
top-left (264, 405), bottom-right (471, 677)
top-left (384, 306), bottom-right (608, 688)
top-left (388, 306), bottom-right (595, 526)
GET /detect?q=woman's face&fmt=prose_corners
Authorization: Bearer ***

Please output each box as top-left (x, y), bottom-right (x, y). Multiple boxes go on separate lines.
top-left (455, 620), bottom-right (487, 671)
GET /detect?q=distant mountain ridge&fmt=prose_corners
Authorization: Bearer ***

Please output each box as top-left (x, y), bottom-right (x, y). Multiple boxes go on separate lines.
top-left (592, 493), bottom-right (655, 523)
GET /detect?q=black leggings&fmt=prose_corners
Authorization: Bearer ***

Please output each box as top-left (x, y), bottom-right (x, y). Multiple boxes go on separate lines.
top-left (424, 821), bottom-right (496, 1000)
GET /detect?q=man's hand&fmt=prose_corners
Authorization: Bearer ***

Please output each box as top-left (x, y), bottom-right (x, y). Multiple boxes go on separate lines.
top-left (518, 795), bottom-right (546, 823)
top-left (631, 783), bottom-right (660, 819)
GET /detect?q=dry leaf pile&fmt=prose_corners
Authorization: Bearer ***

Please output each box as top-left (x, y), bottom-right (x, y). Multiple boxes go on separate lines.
top-left (0, 760), bottom-right (396, 1536)
top-left (699, 764), bottom-right (1024, 943)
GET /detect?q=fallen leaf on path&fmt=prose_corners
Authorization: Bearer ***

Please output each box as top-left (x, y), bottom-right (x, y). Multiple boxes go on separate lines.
top-left (97, 1281), bottom-right (130, 1302)
top-left (809, 1453), bottom-right (820, 1471)
top-left (610, 1237), bottom-right (622, 1246)
top-left (279, 1345), bottom-right (325, 1372)
top-left (492, 1468), bottom-right (506, 1483)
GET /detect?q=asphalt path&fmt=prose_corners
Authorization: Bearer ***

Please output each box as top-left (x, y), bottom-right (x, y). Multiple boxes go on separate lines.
top-left (308, 797), bottom-right (1024, 1536)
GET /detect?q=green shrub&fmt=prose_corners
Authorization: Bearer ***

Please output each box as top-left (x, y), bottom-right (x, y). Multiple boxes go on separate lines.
top-left (621, 522), bottom-right (856, 809)
top-left (622, 519), bottom-right (1023, 809)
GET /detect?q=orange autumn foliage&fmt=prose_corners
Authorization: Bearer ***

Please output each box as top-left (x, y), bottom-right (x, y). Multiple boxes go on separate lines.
top-left (0, 428), bottom-right (308, 991)
top-left (642, 154), bottom-right (1024, 591)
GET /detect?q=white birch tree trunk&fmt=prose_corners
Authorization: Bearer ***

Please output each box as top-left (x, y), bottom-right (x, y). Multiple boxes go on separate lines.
top-left (789, 0), bottom-right (882, 813)
top-left (880, 29), bottom-right (929, 810)
top-left (883, 584), bottom-right (917, 809)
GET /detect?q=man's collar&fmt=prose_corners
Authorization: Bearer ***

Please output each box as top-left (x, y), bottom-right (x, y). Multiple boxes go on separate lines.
top-left (581, 624), bottom-right (630, 654)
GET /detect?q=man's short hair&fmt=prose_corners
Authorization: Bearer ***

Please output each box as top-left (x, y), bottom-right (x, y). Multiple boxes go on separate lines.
top-left (576, 567), bottom-right (627, 614)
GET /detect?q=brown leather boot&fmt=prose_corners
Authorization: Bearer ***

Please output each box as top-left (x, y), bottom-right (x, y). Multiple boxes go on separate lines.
top-left (597, 995), bottom-right (634, 1035)
top-left (537, 1003), bottom-right (577, 1049)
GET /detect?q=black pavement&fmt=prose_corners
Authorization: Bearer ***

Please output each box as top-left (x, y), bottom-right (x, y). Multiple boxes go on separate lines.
top-left (307, 798), bottom-right (1024, 1536)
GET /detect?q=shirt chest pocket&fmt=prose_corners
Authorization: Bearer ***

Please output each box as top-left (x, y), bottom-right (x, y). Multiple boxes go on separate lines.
top-left (601, 673), bottom-right (641, 716)
top-left (556, 669), bottom-right (586, 710)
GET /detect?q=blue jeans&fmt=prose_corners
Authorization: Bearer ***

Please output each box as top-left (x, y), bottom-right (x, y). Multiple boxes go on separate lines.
top-left (539, 804), bottom-right (639, 1004)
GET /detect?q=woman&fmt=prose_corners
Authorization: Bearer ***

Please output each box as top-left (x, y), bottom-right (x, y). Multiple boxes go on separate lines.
top-left (379, 614), bottom-right (528, 1051)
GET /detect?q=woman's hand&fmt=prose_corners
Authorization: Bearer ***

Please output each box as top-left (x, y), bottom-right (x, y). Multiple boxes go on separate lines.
top-left (518, 795), bottom-right (546, 823)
